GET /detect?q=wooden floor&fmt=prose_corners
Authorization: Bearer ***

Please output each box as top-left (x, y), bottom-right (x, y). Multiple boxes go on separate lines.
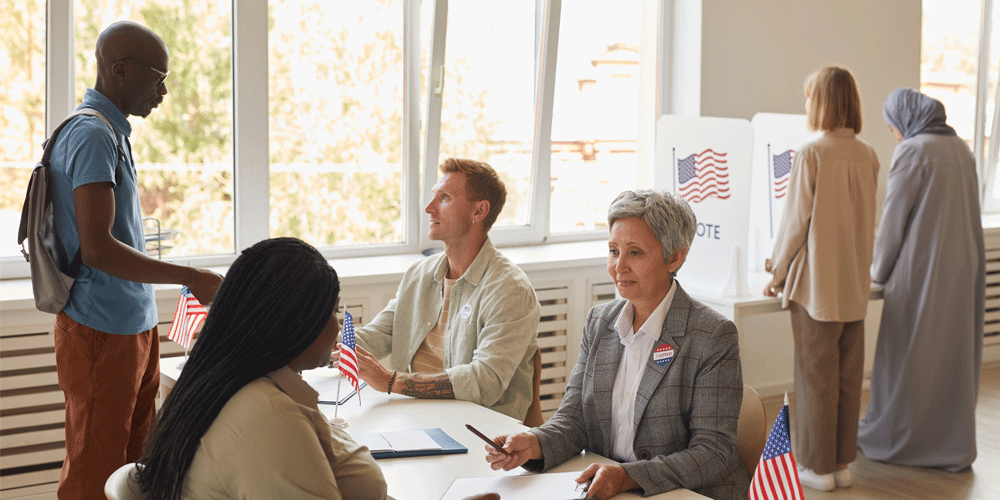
top-left (760, 362), bottom-right (1000, 500)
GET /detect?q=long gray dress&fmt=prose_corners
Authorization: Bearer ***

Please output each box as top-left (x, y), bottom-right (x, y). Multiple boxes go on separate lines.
top-left (857, 127), bottom-right (985, 472)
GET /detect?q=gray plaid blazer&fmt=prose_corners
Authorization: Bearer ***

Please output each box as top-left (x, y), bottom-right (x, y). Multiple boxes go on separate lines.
top-left (526, 282), bottom-right (751, 500)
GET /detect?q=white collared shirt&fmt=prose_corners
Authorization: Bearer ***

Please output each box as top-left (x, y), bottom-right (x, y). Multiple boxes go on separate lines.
top-left (610, 281), bottom-right (677, 462)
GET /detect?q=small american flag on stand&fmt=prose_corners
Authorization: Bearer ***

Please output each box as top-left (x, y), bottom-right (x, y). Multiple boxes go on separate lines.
top-left (339, 312), bottom-right (361, 396)
top-left (167, 286), bottom-right (207, 351)
top-left (749, 393), bottom-right (804, 500)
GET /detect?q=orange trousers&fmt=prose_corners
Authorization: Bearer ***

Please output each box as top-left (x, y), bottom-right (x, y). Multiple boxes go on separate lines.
top-left (53, 312), bottom-right (159, 500)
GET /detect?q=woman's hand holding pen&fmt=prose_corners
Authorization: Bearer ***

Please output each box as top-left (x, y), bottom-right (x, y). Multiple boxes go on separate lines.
top-left (575, 463), bottom-right (639, 500)
top-left (484, 432), bottom-right (541, 471)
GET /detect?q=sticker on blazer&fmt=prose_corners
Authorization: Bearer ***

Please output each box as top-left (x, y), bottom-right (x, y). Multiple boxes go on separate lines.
top-left (653, 343), bottom-right (675, 366)
top-left (460, 303), bottom-right (473, 320)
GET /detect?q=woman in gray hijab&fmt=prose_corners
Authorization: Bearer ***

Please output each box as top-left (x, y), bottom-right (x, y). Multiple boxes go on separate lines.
top-left (858, 88), bottom-right (985, 472)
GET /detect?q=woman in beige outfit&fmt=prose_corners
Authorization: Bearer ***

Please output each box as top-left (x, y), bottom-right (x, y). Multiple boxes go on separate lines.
top-left (764, 67), bottom-right (879, 492)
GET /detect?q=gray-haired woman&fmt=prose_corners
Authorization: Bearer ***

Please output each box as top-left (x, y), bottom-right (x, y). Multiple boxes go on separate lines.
top-left (858, 88), bottom-right (984, 472)
top-left (483, 190), bottom-right (750, 500)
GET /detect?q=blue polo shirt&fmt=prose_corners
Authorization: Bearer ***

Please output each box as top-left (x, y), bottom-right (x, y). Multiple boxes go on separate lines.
top-left (49, 88), bottom-right (157, 335)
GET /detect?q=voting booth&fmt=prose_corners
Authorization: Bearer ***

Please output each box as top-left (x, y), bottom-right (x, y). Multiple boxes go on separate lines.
top-left (747, 113), bottom-right (820, 272)
top-left (655, 115), bottom-right (752, 298)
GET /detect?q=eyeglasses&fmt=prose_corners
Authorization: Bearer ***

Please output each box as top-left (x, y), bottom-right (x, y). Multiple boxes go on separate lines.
top-left (117, 57), bottom-right (170, 88)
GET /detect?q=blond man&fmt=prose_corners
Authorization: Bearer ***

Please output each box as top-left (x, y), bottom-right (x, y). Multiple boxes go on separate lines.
top-left (340, 158), bottom-right (540, 423)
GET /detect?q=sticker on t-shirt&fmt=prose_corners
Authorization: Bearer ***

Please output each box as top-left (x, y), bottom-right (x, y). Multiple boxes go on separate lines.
top-left (460, 303), bottom-right (473, 320)
top-left (653, 343), bottom-right (675, 366)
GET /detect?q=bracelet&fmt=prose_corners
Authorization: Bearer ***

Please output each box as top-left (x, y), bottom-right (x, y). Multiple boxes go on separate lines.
top-left (387, 370), bottom-right (397, 395)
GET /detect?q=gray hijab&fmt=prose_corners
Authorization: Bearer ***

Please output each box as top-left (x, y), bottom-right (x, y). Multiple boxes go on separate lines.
top-left (883, 87), bottom-right (957, 139)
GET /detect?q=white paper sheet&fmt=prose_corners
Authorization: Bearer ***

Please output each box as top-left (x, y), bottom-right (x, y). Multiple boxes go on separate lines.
top-left (382, 430), bottom-right (442, 452)
top-left (439, 471), bottom-right (585, 500)
top-left (353, 430), bottom-right (443, 453)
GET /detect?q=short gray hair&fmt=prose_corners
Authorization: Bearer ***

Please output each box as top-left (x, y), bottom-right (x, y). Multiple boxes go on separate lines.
top-left (607, 190), bottom-right (697, 266)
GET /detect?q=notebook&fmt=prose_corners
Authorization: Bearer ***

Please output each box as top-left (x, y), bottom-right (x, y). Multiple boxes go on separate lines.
top-left (351, 428), bottom-right (467, 459)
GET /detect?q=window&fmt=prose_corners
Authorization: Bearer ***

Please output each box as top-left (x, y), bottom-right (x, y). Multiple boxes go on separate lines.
top-left (72, 0), bottom-right (235, 259)
top-left (0, 0), bottom-right (45, 259)
top-left (924, 0), bottom-right (1000, 212)
top-left (549, 0), bottom-right (642, 233)
top-left (0, 0), bottom-right (669, 279)
top-left (268, 0), bottom-right (406, 248)
top-left (435, 0), bottom-right (537, 228)
top-left (920, 0), bottom-right (978, 145)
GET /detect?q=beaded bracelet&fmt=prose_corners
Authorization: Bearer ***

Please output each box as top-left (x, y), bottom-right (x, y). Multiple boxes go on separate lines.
top-left (387, 370), bottom-right (398, 395)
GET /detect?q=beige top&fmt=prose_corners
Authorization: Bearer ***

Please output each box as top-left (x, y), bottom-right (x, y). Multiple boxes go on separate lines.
top-left (770, 128), bottom-right (879, 322)
top-left (411, 278), bottom-right (457, 373)
top-left (184, 367), bottom-right (387, 499)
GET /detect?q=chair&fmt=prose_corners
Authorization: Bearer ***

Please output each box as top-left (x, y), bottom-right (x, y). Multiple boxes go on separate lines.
top-left (736, 384), bottom-right (767, 475)
top-left (105, 462), bottom-right (145, 500)
top-left (523, 349), bottom-right (544, 427)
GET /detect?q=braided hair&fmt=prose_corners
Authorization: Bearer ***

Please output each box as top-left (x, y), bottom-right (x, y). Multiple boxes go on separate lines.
top-left (136, 237), bottom-right (340, 500)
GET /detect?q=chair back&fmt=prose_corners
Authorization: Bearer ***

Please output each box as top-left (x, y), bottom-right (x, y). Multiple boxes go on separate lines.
top-left (523, 348), bottom-right (543, 427)
top-left (105, 462), bottom-right (145, 500)
top-left (736, 384), bottom-right (767, 475)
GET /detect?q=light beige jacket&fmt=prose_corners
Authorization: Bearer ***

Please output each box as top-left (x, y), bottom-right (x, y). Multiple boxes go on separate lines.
top-left (356, 238), bottom-right (540, 421)
top-left (770, 128), bottom-right (879, 322)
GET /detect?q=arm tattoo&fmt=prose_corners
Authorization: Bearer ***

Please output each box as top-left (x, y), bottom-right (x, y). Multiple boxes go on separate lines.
top-left (397, 372), bottom-right (455, 399)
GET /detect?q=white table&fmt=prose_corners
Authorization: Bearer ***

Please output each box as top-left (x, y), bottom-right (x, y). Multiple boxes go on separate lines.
top-left (302, 368), bottom-right (709, 500)
top-left (159, 364), bottom-right (709, 500)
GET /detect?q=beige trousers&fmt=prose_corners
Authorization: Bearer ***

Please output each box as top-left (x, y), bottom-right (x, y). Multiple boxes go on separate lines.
top-left (789, 301), bottom-right (864, 474)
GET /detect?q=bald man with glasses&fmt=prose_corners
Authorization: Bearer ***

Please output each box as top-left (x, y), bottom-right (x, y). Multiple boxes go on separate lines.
top-left (47, 21), bottom-right (222, 499)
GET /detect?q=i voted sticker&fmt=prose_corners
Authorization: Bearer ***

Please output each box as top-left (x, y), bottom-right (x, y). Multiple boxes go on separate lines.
top-left (460, 303), bottom-right (473, 320)
top-left (653, 343), bottom-right (675, 366)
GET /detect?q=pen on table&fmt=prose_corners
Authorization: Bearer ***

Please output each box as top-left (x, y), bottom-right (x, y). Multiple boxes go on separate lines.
top-left (575, 478), bottom-right (592, 498)
top-left (465, 424), bottom-right (509, 456)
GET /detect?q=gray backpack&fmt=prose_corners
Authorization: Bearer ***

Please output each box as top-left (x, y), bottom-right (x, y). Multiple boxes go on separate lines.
top-left (17, 108), bottom-right (123, 314)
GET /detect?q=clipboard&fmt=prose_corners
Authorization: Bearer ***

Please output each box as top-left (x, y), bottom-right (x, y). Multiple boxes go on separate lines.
top-left (353, 428), bottom-right (467, 459)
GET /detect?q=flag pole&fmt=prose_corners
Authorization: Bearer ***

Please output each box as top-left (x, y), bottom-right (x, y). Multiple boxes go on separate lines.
top-left (768, 143), bottom-right (774, 238)
top-left (331, 377), bottom-right (347, 428)
top-left (672, 147), bottom-right (677, 193)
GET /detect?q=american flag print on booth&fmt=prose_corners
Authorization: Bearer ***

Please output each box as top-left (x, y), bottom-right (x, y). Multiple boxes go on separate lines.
top-left (167, 286), bottom-right (207, 350)
top-left (749, 395), bottom-right (804, 500)
top-left (772, 149), bottom-right (794, 199)
top-left (677, 148), bottom-right (730, 203)
top-left (339, 311), bottom-right (360, 393)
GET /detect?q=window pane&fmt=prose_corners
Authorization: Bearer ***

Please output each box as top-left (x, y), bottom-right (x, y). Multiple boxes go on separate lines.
top-left (439, 0), bottom-right (535, 227)
top-left (550, 0), bottom-right (641, 233)
top-left (920, 0), bottom-right (979, 145)
top-left (269, 0), bottom-right (405, 247)
top-left (75, 0), bottom-right (235, 258)
top-left (0, 0), bottom-right (45, 259)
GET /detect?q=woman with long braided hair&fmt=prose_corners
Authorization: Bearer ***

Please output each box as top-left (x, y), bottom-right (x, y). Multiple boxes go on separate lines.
top-left (134, 237), bottom-right (387, 499)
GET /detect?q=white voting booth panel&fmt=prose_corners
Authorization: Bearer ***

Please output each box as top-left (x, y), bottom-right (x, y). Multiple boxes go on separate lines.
top-left (747, 113), bottom-right (821, 272)
top-left (654, 114), bottom-right (882, 398)
top-left (656, 115), bottom-right (752, 298)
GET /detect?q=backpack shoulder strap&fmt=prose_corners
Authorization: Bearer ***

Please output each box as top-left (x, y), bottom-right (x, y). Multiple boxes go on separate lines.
top-left (41, 108), bottom-right (125, 182)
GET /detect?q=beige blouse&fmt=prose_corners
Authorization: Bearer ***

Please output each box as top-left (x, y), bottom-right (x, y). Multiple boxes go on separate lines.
top-left (184, 367), bottom-right (387, 499)
top-left (770, 128), bottom-right (879, 322)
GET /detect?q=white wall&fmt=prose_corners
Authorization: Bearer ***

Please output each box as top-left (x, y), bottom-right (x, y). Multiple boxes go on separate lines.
top-left (694, 0), bottom-right (922, 209)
